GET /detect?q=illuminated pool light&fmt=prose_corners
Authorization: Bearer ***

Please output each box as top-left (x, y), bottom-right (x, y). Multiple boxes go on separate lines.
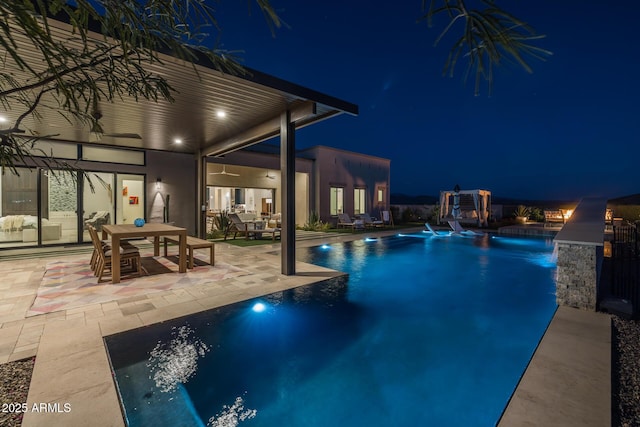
top-left (252, 302), bottom-right (266, 313)
top-left (364, 237), bottom-right (378, 242)
top-left (321, 244), bottom-right (331, 250)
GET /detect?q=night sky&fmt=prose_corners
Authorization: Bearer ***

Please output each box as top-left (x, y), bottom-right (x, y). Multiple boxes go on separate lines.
top-left (214, 1), bottom-right (640, 201)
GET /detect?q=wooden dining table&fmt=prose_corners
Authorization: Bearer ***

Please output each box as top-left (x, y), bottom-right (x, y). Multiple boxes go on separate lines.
top-left (101, 223), bottom-right (187, 284)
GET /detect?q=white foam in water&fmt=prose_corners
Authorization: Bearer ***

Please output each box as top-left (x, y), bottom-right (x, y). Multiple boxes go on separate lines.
top-left (208, 396), bottom-right (257, 427)
top-left (147, 325), bottom-right (209, 392)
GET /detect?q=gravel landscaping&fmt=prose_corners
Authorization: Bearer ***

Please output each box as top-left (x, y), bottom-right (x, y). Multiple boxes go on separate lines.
top-left (613, 316), bottom-right (640, 427)
top-left (0, 357), bottom-right (35, 427)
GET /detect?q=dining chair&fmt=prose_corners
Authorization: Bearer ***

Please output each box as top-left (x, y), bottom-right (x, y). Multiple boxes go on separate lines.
top-left (88, 226), bottom-right (142, 282)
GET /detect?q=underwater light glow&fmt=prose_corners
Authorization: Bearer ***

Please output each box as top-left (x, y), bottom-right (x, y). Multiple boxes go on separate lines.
top-left (364, 237), bottom-right (378, 242)
top-left (321, 244), bottom-right (331, 250)
top-left (252, 303), bottom-right (266, 313)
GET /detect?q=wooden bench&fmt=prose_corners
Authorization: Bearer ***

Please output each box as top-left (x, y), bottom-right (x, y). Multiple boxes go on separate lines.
top-left (543, 209), bottom-right (565, 225)
top-left (163, 235), bottom-right (214, 268)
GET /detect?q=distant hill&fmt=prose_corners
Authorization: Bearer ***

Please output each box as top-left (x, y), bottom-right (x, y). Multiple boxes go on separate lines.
top-left (390, 194), bottom-right (438, 204)
top-left (491, 197), bottom-right (579, 207)
top-left (391, 193), bottom-right (577, 208)
top-left (608, 193), bottom-right (640, 205)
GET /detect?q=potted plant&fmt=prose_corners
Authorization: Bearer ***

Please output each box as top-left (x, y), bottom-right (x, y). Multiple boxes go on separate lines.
top-left (514, 205), bottom-right (530, 224)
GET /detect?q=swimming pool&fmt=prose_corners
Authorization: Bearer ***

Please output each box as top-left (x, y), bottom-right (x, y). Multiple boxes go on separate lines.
top-left (105, 233), bottom-right (558, 426)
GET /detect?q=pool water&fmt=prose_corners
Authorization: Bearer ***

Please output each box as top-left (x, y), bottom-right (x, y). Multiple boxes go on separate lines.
top-left (105, 233), bottom-right (558, 427)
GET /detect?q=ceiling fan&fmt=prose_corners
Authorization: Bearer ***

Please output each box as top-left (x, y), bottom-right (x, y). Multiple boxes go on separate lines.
top-left (209, 165), bottom-right (240, 176)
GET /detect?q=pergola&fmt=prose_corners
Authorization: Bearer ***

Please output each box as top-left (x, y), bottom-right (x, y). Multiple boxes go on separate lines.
top-left (438, 189), bottom-right (491, 227)
top-left (5, 18), bottom-right (359, 275)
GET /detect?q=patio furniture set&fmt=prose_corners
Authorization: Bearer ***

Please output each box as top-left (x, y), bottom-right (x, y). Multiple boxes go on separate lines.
top-left (337, 212), bottom-right (392, 231)
top-left (224, 213), bottom-right (282, 241)
top-left (87, 222), bottom-right (215, 284)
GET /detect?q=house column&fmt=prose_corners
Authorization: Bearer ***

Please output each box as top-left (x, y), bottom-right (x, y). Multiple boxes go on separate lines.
top-left (281, 110), bottom-right (296, 275)
top-left (197, 151), bottom-right (206, 238)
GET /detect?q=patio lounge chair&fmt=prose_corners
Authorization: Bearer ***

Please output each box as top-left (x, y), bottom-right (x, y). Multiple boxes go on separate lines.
top-left (360, 213), bottom-right (384, 228)
top-left (255, 226), bottom-right (281, 241)
top-left (225, 213), bottom-right (280, 240)
top-left (447, 220), bottom-right (483, 236)
top-left (425, 223), bottom-right (456, 237)
top-left (337, 213), bottom-right (358, 230)
top-left (381, 210), bottom-right (394, 226)
top-left (448, 220), bottom-right (466, 234)
top-left (84, 211), bottom-right (110, 232)
top-left (225, 213), bottom-right (257, 240)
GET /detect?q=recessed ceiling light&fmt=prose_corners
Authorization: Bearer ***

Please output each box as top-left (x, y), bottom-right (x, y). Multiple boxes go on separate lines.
top-left (216, 110), bottom-right (226, 118)
top-left (0, 115), bottom-right (7, 123)
top-left (174, 138), bottom-right (182, 144)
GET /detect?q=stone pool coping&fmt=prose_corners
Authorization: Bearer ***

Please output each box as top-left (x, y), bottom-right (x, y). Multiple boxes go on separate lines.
top-left (499, 306), bottom-right (611, 426)
top-left (0, 228), bottom-right (610, 426)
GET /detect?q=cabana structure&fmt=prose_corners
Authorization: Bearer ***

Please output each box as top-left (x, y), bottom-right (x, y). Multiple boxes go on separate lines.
top-left (438, 189), bottom-right (491, 227)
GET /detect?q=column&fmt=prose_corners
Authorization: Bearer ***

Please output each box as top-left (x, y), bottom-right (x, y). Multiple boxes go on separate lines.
top-left (281, 110), bottom-right (296, 275)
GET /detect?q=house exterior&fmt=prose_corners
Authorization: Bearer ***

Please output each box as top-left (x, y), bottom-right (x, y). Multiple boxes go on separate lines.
top-left (298, 146), bottom-right (390, 225)
top-left (0, 145), bottom-right (199, 249)
top-left (203, 145), bottom-right (391, 227)
top-left (1, 12), bottom-right (376, 274)
top-left (0, 141), bottom-right (390, 250)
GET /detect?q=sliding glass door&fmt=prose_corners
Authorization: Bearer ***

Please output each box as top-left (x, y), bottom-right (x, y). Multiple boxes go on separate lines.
top-left (117, 174), bottom-right (145, 225)
top-left (0, 169), bottom-right (145, 248)
top-left (0, 168), bottom-right (38, 248)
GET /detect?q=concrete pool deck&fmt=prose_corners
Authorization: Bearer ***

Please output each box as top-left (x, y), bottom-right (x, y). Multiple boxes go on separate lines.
top-left (0, 228), bottom-right (612, 426)
top-left (499, 306), bottom-right (611, 426)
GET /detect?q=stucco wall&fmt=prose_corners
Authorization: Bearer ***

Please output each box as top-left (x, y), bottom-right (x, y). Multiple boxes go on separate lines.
top-left (300, 146), bottom-right (391, 224)
top-left (145, 150), bottom-right (197, 234)
top-left (204, 145), bottom-right (391, 226)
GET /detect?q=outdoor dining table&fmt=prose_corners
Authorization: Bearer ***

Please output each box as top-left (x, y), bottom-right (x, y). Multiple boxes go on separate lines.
top-left (101, 223), bottom-right (187, 284)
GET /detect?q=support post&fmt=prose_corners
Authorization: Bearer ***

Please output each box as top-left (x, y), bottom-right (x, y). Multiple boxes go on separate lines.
top-left (281, 110), bottom-right (296, 275)
top-left (197, 151), bottom-right (206, 238)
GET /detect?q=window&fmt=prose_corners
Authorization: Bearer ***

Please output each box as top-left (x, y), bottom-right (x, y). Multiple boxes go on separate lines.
top-left (377, 187), bottom-right (385, 203)
top-left (82, 146), bottom-right (145, 165)
top-left (330, 187), bottom-right (344, 215)
top-left (354, 188), bottom-right (366, 215)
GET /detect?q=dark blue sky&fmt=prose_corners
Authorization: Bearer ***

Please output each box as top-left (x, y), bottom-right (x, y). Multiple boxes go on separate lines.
top-left (215, 1), bottom-right (640, 200)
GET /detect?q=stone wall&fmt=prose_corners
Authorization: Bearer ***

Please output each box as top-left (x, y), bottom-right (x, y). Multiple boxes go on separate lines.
top-left (556, 243), bottom-right (598, 310)
top-left (49, 174), bottom-right (76, 211)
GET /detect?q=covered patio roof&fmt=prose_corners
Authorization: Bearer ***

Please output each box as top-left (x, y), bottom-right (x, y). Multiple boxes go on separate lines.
top-left (7, 18), bottom-right (358, 157)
